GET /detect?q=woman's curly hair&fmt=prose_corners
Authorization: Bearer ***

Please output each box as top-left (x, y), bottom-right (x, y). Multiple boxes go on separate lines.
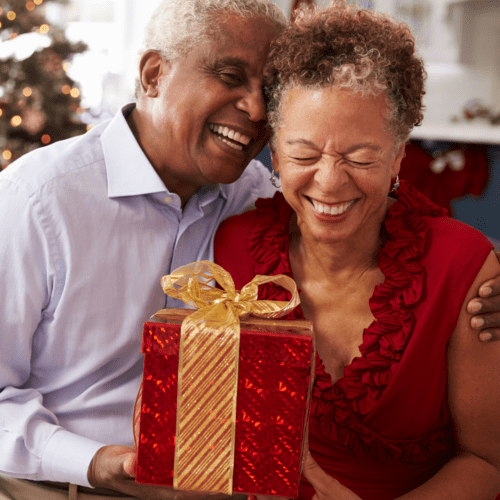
top-left (264, 0), bottom-right (426, 148)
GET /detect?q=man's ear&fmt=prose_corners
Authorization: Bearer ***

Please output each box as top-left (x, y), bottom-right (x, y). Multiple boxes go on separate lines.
top-left (138, 51), bottom-right (169, 98)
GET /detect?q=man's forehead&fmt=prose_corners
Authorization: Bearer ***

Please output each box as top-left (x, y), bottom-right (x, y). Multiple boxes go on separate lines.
top-left (201, 14), bottom-right (276, 60)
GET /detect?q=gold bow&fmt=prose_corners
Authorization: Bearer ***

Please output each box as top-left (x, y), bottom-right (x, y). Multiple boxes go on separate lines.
top-left (160, 261), bottom-right (300, 494)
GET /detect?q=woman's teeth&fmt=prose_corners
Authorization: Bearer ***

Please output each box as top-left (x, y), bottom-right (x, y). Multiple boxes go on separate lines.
top-left (311, 199), bottom-right (355, 215)
top-left (209, 124), bottom-right (251, 151)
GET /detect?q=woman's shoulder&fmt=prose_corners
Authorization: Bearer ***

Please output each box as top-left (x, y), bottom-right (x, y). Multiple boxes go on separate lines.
top-left (214, 205), bottom-right (258, 288)
top-left (425, 215), bottom-right (492, 253)
top-left (387, 181), bottom-right (493, 262)
top-left (215, 192), bottom-right (288, 252)
top-left (215, 192), bottom-right (291, 288)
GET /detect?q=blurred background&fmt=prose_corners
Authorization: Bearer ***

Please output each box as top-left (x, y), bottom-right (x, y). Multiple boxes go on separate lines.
top-left (0, 0), bottom-right (499, 239)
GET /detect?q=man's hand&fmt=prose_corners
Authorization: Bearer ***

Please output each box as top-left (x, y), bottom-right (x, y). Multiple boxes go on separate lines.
top-left (468, 251), bottom-right (500, 342)
top-left (88, 445), bottom-right (244, 500)
top-left (302, 452), bottom-right (361, 500)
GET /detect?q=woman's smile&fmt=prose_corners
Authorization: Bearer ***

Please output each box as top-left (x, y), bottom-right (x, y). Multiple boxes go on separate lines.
top-left (308, 197), bottom-right (357, 216)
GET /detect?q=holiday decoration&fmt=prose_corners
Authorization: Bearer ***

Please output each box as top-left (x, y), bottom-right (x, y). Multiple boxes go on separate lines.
top-left (0, 0), bottom-right (88, 169)
top-left (399, 141), bottom-right (489, 214)
top-left (291, 0), bottom-right (315, 22)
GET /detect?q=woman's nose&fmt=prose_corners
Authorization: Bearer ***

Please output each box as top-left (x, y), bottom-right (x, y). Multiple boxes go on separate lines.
top-left (316, 158), bottom-right (349, 192)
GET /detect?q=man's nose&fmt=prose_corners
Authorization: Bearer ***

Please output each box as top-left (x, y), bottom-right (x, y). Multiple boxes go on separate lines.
top-left (235, 85), bottom-right (267, 123)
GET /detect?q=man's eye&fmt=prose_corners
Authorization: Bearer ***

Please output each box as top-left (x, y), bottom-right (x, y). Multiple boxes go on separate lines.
top-left (220, 72), bottom-right (244, 85)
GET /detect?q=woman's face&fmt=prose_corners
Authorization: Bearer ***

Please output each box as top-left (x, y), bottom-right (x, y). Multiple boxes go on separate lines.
top-left (272, 86), bottom-right (405, 245)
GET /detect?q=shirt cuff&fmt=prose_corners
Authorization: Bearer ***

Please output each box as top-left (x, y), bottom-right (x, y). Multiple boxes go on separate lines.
top-left (41, 428), bottom-right (106, 487)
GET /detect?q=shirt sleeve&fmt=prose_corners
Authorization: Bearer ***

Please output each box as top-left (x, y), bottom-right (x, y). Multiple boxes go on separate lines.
top-left (0, 175), bottom-right (104, 486)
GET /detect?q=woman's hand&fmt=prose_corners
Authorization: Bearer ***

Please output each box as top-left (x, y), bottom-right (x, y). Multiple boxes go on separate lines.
top-left (302, 452), bottom-right (362, 500)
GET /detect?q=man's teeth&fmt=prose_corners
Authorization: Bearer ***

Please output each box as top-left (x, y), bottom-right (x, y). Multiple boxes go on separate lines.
top-left (311, 199), bottom-right (355, 215)
top-left (209, 124), bottom-right (251, 149)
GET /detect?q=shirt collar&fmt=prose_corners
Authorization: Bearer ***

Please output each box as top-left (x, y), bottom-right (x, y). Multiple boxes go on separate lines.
top-left (102, 103), bottom-right (167, 198)
top-left (102, 103), bottom-right (228, 203)
top-left (198, 182), bottom-right (228, 204)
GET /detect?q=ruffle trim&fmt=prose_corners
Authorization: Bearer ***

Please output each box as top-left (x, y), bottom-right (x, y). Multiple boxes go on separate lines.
top-left (247, 183), bottom-right (452, 462)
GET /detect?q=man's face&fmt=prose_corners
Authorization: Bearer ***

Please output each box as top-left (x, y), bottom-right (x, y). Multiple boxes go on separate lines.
top-left (140, 14), bottom-right (280, 199)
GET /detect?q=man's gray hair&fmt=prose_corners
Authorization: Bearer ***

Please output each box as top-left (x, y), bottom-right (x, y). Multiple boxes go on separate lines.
top-left (142, 0), bottom-right (287, 62)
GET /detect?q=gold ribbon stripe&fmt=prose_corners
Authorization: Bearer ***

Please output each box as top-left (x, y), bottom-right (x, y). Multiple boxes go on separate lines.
top-left (161, 261), bottom-right (299, 494)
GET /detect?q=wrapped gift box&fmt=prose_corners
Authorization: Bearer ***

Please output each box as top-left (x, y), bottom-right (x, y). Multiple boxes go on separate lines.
top-left (136, 308), bottom-right (314, 498)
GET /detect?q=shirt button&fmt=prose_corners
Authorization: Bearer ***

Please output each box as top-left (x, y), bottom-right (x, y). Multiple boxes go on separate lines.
top-left (164, 196), bottom-right (173, 204)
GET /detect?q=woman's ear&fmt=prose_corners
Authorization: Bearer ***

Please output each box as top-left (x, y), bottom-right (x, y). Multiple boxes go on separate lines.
top-left (138, 51), bottom-right (168, 97)
top-left (270, 143), bottom-right (280, 174)
top-left (391, 142), bottom-right (406, 178)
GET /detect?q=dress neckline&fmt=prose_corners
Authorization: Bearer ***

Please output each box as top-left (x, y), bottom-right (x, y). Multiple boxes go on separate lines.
top-left (247, 182), bottom-right (451, 461)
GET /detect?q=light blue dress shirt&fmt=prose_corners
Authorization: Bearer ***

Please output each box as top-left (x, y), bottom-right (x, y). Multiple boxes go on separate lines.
top-left (0, 104), bottom-right (277, 486)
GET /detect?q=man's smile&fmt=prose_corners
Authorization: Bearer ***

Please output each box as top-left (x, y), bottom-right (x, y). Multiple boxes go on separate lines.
top-left (209, 123), bottom-right (252, 151)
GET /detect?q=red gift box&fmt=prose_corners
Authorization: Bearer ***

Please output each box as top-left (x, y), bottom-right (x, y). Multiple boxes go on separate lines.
top-left (135, 308), bottom-right (314, 498)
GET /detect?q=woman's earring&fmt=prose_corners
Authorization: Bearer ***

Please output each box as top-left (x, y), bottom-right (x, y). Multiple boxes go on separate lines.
top-left (270, 169), bottom-right (281, 189)
top-left (390, 175), bottom-right (400, 192)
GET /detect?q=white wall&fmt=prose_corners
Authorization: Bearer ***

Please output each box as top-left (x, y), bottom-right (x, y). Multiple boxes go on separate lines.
top-left (63, 0), bottom-right (500, 127)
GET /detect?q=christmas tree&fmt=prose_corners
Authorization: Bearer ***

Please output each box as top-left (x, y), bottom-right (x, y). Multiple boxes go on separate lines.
top-left (0, 0), bottom-right (88, 169)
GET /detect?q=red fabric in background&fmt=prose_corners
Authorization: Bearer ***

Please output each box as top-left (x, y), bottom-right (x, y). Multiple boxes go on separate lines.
top-left (291, 0), bottom-right (315, 22)
top-left (399, 141), bottom-right (489, 214)
top-left (291, 0), bottom-right (314, 10)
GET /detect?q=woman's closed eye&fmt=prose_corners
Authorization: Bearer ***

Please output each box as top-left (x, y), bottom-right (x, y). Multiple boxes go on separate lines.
top-left (344, 156), bottom-right (377, 168)
top-left (348, 160), bottom-right (374, 167)
top-left (287, 150), bottom-right (321, 163)
top-left (290, 156), bottom-right (321, 165)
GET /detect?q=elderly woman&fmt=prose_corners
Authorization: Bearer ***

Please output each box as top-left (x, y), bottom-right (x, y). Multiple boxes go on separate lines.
top-left (214, 2), bottom-right (500, 499)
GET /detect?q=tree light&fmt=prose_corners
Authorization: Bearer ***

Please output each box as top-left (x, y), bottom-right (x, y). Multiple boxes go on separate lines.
top-left (70, 88), bottom-right (80, 98)
top-left (61, 85), bottom-right (71, 95)
top-left (26, 1), bottom-right (36, 11)
top-left (34, 0), bottom-right (43, 5)
top-left (2, 150), bottom-right (13, 160)
top-left (11, 116), bottom-right (22, 127)
top-left (41, 134), bottom-right (51, 144)
top-left (7, 11), bottom-right (16, 21)
top-left (39, 24), bottom-right (50, 34)
top-left (23, 87), bottom-right (33, 97)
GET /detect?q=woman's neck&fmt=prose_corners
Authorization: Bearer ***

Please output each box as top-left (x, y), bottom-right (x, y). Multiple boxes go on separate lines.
top-left (289, 216), bottom-right (384, 288)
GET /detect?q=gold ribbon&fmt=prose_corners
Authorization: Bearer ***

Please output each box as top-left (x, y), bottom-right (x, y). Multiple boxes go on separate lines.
top-left (161, 261), bottom-right (300, 494)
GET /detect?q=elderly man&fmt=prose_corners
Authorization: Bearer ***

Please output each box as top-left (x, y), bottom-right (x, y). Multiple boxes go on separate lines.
top-left (0, 1), bottom-right (498, 499)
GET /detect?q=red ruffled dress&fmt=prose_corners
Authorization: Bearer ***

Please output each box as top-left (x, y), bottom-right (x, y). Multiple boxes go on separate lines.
top-left (214, 182), bottom-right (494, 500)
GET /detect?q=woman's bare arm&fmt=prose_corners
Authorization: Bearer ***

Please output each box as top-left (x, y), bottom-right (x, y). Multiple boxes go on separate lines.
top-left (397, 250), bottom-right (500, 499)
top-left (303, 251), bottom-right (500, 500)
top-left (468, 250), bottom-right (500, 341)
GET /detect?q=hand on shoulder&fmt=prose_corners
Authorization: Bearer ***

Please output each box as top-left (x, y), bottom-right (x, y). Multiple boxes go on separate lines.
top-left (468, 250), bottom-right (500, 341)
